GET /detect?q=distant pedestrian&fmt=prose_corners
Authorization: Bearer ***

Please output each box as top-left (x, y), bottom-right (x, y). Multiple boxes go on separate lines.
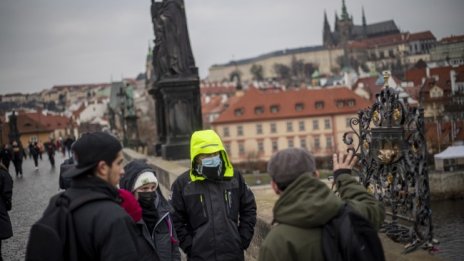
top-left (11, 141), bottom-right (23, 177)
top-left (0, 162), bottom-right (13, 261)
top-left (64, 136), bottom-right (75, 158)
top-left (120, 159), bottom-right (181, 261)
top-left (29, 142), bottom-right (40, 170)
top-left (26, 131), bottom-right (159, 261)
top-left (258, 148), bottom-right (385, 261)
top-left (44, 139), bottom-right (56, 167)
top-left (0, 145), bottom-right (12, 170)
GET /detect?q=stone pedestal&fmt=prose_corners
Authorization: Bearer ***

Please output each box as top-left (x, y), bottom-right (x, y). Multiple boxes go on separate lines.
top-left (150, 77), bottom-right (202, 160)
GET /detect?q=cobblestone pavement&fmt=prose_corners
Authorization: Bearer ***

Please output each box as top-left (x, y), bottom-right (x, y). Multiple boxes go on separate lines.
top-left (3, 153), bottom-right (67, 261)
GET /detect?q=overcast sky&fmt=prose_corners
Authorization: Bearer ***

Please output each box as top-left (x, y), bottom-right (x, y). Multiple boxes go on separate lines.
top-left (1, 0), bottom-right (463, 95)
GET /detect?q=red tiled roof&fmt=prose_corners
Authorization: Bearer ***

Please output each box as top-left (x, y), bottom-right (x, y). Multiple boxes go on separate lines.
top-left (213, 87), bottom-right (371, 124)
top-left (73, 104), bottom-right (86, 118)
top-left (23, 112), bottom-right (71, 132)
top-left (349, 33), bottom-right (409, 49)
top-left (200, 85), bottom-right (236, 96)
top-left (440, 34), bottom-right (464, 44)
top-left (202, 96), bottom-right (223, 114)
top-left (409, 31), bottom-right (436, 41)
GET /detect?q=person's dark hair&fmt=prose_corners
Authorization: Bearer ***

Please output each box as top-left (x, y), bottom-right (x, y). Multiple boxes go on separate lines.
top-left (274, 179), bottom-right (292, 192)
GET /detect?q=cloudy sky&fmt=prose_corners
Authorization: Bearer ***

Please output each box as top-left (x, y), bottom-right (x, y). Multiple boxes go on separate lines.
top-left (1, 0), bottom-right (463, 95)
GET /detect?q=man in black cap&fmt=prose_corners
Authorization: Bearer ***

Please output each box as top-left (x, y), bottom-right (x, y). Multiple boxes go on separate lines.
top-left (26, 131), bottom-right (156, 261)
top-left (258, 148), bottom-right (385, 261)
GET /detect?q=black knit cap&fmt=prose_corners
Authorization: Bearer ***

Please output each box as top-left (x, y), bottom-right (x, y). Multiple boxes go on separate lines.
top-left (62, 131), bottom-right (122, 178)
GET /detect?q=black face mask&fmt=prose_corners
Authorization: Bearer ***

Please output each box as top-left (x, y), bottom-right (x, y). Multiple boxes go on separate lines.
top-left (201, 165), bottom-right (223, 180)
top-left (137, 191), bottom-right (157, 209)
top-left (196, 155), bottom-right (223, 180)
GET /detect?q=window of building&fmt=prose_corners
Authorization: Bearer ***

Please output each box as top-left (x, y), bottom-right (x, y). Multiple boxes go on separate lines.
top-left (234, 108), bottom-right (244, 116)
top-left (238, 142), bottom-right (245, 155)
top-left (257, 140), bottom-right (264, 153)
top-left (347, 99), bottom-right (355, 107)
top-left (300, 137), bottom-right (307, 149)
top-left (389, 49), bottom-right (395, 58)
top-left (223, 127), bottom-right (230, 137)
top-left (287, 138), bottom-right (294, 148)
top-left (286, 121), bottom-right (293, 132)
top-left (256, 124), bottom-right (263, 135)
top-left (313, 119), bottom-right (319, 130)
top-left (224, 142), bottom-right (231, 153)
top-left (237, 125), bottom-right (243, 136)
top-left (270, 122), bottom-right (277, 133)
top-left (299, 121), bottom-right (305, 131)
top-left (254, 106), bottom-right (264, 115)
top-left (326, 136), bottom-right (333, 149)
top-left (315, 101), bottom-right (324, 109)
top-left (272, 140), bottom-right (278, 152)
top-left (314, 137), bottom-right (320, 149)
top-left (346, 118), bottom-right (352, 128)
top-left (324, 119), bottom-right (331, 129)
top-left (295, 103), bottom-right (304, 112)
top-left (270, 104), bottom-right (280, 113)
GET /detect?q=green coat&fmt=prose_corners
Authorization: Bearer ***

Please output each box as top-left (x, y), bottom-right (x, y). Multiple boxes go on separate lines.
top-left (258, 172), bottom-right (385, 261)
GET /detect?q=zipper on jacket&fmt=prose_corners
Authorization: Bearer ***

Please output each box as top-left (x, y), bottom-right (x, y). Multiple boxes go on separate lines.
top-left (200, 194), bottom-right (207, 218)
top-left (224, 190), bottom-right (229, 215)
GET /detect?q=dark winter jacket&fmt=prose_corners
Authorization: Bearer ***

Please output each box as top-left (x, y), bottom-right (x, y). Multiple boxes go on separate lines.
top-left (120, 160), bottom-right (181, 261)
top-left (32, 175), bottom-right (154, 261)
top-left (59, 157), bottom-right (74, 190)
top-left (170, 130), bottom-right (257, 261)
top-left (258, 171), bottom-right (385, 261)
top-left (0, 147), bottom-right (12, 165)
top-left (0, 163), bottom-right (13, 240)
top-left (11, 144), bottom-right (23, 162)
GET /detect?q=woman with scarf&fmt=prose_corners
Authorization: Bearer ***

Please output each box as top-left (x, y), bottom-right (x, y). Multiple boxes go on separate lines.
top-left (120, 159), bottom-right (180, 261)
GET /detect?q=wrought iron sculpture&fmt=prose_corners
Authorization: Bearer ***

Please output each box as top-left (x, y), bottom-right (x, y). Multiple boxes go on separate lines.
top-left (343, 71), bottom-right (435, 253)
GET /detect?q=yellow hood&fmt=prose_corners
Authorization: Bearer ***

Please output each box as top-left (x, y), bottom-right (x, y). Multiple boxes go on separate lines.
top-left (189, 129), bottom-right (234, 181)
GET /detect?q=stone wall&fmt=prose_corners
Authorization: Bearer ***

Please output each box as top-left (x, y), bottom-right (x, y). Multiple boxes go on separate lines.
top-left (429, 172), bottom-right (464, 200)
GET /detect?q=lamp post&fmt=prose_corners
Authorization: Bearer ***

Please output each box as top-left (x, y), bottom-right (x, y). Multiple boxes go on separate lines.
top-left (343, 71), bottom-right (435, 252)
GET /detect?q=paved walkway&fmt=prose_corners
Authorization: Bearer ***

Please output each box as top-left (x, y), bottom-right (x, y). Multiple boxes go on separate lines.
top-left (3, 153), bottom-right (66, 260)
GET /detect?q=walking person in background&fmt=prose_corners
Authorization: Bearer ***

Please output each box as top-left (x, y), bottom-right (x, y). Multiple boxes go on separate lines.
top-left (44, 139), bottom-right (56, 167)
top-left (29, 142), bottom-right (40, 170)
top-left (170, 130), bottom-right (257, 261)
top-left (120, 159), bottom-right (181, 261)
top-left (258, 148), bottom-right (385, 261)
top-left (0, 162), bottom-right (13, 261)
top-left (0, 145), bottom-right (12, 171)
top-left (11, 141), bottom-right (23, 177)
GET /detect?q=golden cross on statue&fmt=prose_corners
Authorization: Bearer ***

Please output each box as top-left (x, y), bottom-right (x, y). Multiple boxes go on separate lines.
top-left (382, 71), bottom-right (391, 89)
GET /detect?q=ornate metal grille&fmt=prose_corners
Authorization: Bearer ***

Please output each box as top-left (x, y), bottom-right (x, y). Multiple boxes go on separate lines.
top-left (343, 72), bottom-right (435, 253)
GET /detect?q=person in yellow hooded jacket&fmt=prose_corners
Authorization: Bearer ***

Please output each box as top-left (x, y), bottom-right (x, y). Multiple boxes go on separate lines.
top-left (170, 130), bottom-right (257, 261)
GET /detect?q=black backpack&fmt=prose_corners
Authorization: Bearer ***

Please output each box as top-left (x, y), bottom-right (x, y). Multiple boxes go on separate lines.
top-left (25, 189), bottom-right (109, 261)
top-left (322, 203), bottom-right (385, 261)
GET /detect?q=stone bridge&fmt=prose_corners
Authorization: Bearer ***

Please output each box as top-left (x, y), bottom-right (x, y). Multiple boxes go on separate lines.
top-left (123, 148), bottom-right (446, 261)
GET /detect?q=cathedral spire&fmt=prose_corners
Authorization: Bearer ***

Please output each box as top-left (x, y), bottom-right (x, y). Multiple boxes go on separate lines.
top-left (362, 6), bottom-right (367, 26)
top-left (362, 6), bottom-right (367, 37)
top-left (341, 0), bottom-right (349, 21)
top-left (323, 10), bottom-right (333, 47)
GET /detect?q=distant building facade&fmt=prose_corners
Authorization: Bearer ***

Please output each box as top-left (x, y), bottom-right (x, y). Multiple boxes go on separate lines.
top-left (211, 86), bottom-right (371, 162)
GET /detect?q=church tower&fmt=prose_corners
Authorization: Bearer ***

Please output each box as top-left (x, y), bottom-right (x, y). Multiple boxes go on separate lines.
top-left (323, 11), bottom-right (334, 47)
top-left (362, 6), bottom-right (367, 38)
top-left (337, 0), bottom-right (353, 47)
